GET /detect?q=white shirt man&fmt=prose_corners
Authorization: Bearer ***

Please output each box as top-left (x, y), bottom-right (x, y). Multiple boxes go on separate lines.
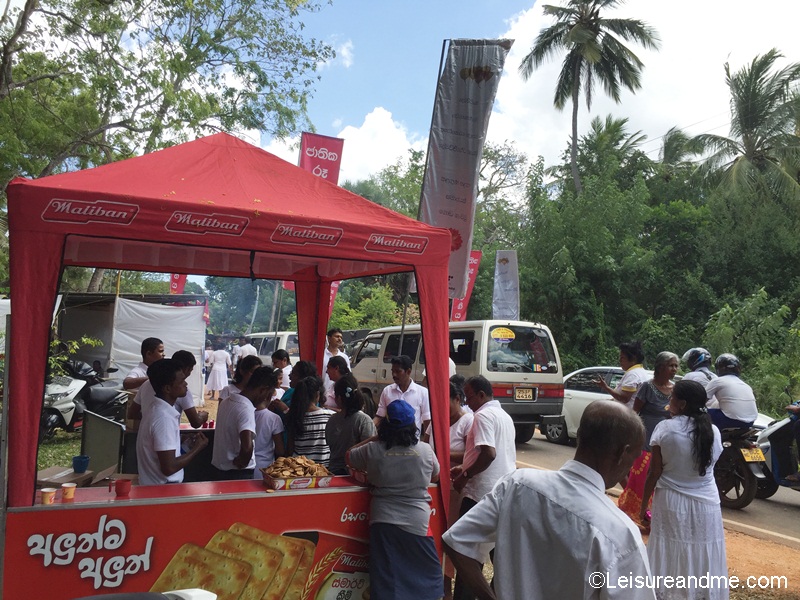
top-left (375, 356), bottom-right (431, 434)
top-left (705, 375), bottom-right (758, 423)
top-left (212, 392), bottom-right (257, 472)
top-left (455, 379), bottom-right (516, 504)
top-left (136, 359), bottom-right (207, 485)
top-left (443, 462), bottom-right (654, 599)
top-left (134, 380), bottom-right (194, 415)
top-left (443, 401), bottom-right (653, 600)
top-left (238, 338), bottom-right (258, 359)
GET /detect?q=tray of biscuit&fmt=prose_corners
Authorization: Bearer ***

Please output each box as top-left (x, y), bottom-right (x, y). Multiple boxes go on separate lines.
top-left (261, 456), bottom-right (334, 490)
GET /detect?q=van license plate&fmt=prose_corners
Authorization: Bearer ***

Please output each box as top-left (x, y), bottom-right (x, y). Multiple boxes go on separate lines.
top-left (740, 447), bottom-right (765, 462)
top-left (514, 387), bottom-right (536, 401)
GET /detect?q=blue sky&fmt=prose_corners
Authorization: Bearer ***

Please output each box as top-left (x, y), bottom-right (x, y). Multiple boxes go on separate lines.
top-left (298, 0), bottom-right (532, 142)
top-left (256, 0), bottom-right (800, 184)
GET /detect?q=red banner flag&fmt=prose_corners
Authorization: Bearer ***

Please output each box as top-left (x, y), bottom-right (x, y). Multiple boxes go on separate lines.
top-left (169, 273), bottom-right (187, 294)
top-left (450, 250), bottom-right (482, 321)
top-left (299, 132), bottom-right (345, 184)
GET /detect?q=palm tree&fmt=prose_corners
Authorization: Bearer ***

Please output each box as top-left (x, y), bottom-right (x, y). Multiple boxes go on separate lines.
top-left (519, 0), bottom-right (660, 193)
top-left (694, 49), bottom-right (800, 202)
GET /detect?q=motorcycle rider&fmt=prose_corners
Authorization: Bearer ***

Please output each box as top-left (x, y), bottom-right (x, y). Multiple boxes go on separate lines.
top-left (681, 348), bottom-right (718, 386)
top-left (705, 353), bottom-right (758, 430)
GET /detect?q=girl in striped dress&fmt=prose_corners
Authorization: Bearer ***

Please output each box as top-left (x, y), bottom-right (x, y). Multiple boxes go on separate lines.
top-left (287, 376), bottom-right (334, 466)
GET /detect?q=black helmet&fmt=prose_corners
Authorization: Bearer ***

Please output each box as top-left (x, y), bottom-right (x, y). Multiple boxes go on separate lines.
top-left (682, 348), bottom-right (712, 371)
top-left (715, 353), bottom-right (741, 376)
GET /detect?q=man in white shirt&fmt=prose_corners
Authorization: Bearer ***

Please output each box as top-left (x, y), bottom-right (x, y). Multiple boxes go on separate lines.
top-left (449, 374), bottom-right (516, 600)
top-left (374, 355), bottom-right (430, 434)
top-left (123, 337), bottom-right (165, 390)
top-left (212, 380), bottom-right (257, 479)
top-left (136, 359), bottom-right (208, 485)
top-left (322, 327), bottom-right (350, 392)
top-left (238, 336), bottom-right (258, 360)
top-left (705, 353), bottom-right (758, 429)
top-left (129, 350), bottom-right (208, 427)
top-left (443, 401), bottom-right (653, 600)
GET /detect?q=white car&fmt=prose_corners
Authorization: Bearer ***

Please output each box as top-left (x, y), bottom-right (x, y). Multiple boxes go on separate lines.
top-left (542, 366), bottom-right (652, 445)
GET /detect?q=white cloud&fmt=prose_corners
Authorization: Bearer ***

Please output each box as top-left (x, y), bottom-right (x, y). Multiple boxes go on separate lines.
top-left (319, 37), bottom-right (355, 70)
top-left (263, 0), bottom-right (800, 182)
top-left (489, 0), bottom-right (800, 167)
top-left (335, 107), bottom-right (425, 182)
top-left (337, 40), bottom-right (355, 68)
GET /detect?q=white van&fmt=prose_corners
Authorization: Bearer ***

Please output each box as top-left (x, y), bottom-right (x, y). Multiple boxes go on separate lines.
top-left (350, 320), bottom-right (564, 443)
top-left (248, 331), bottom-right (300, 365)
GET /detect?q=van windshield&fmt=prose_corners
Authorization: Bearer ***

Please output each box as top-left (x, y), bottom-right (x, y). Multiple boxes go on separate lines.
top-left (256, 335), bottom-right (300, 357)
top-left (486, 325), bottom-right (558, 373)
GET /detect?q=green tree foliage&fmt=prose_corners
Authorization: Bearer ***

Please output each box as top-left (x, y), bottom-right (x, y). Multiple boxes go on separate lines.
top-left (519, 0), bottom-right (660, 192)
top-left (1, 0), bottom-right (333, 186)
top-left (703, 289), bottom-right (800, 415)
top-left (694, 50), bottom-right (800, 203)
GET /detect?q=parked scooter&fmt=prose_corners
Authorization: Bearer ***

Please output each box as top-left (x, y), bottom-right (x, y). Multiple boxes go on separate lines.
top-left (714, 426), bottom-right (767, 509)
top-left (754, 412), bottom-right (800, 500)
top-left (40, 361), bottom-right (126, 442)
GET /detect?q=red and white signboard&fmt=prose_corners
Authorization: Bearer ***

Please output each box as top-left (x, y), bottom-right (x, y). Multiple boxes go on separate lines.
top-left (169, 274), bottom-right (187, 294)
top-left (450, 250), bottom-right (482, 321)
top-left (299, 132), bottom-right (345, 184)
top-left (3, 479), bottom-right (444, 599)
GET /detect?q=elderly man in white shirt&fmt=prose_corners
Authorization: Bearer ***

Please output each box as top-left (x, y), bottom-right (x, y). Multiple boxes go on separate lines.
top-left (443, 401), bottom-right (654, 600)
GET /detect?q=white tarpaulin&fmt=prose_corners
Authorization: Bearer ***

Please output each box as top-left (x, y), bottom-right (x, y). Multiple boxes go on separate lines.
top-left (110, 298), bottom-right (205, 402)
top-left (419, 38), bottom-right (512, 298)
top-left (493, 250), bottom-right (520, 319)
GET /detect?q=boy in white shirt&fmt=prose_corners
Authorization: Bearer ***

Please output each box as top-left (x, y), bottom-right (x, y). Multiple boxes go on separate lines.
top-left (136, 359), bottom-right (208, 485)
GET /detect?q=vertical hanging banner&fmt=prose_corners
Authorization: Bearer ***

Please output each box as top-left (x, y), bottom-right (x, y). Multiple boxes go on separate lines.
top-left (492, 250), bottom-right (519, 319)
top-left (299, 132), bottom-right (345, 184)
top-left (169, 273), bottom-right (187, 294)
top-left (419, 39), bottom-right (513, 298)
top-left (451, 250), bottom-right (482, 321)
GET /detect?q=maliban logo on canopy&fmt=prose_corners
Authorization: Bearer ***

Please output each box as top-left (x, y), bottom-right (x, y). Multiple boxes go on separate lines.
top-left (365, 233), bottom-right (429, 254)
top-left (42, 199), bottom-right (139, 225)
top-left (166, 211), bottom-right (249, 236)
top-left (271, 224), bottom-right (343, 247)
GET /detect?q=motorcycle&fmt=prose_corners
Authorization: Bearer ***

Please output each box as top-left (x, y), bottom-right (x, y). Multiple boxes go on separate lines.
top-left (39, 360), bottom-right (127, 442)
top-left (754, 413), bottom-right (800, 500)
top-left (714, 426), bottom-right (767, 509)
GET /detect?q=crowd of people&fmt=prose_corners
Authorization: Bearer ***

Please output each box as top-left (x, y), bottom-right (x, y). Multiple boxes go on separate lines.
top-left (125, 329), bottom-right (778, 600)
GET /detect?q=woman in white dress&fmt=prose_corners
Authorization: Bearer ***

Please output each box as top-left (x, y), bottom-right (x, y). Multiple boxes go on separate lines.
top-left (206, 342), bottom-right (232, 400)
top-left (641, 379), bottom-right (727, 600)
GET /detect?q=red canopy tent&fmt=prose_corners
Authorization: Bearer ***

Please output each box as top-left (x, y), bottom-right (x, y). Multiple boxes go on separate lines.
top-left (5, 133), bottom-right (452, 508)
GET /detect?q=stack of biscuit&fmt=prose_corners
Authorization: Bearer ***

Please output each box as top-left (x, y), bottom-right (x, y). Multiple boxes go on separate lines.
top-left (149, 522), bottom-right (315, 600)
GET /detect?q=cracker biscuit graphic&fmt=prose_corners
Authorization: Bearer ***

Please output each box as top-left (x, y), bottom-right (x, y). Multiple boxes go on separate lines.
top-left (206, 531), bottom-right (283, 600)
top-left (228, 522), bottom-right (309, 600)
top-left (284, 537), bottom-right (316, 600)
top-left (150, 542), bottom-right (251, 600)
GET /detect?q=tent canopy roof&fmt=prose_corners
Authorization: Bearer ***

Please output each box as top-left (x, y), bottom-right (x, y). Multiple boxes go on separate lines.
top-left (5, 133), bottom-right (453, 508)
top-left (8, 132), bottom-right (451, 280)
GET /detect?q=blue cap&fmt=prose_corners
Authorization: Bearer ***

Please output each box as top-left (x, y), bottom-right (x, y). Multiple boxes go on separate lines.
top-left (387, 399), bottom-right (416, 427)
